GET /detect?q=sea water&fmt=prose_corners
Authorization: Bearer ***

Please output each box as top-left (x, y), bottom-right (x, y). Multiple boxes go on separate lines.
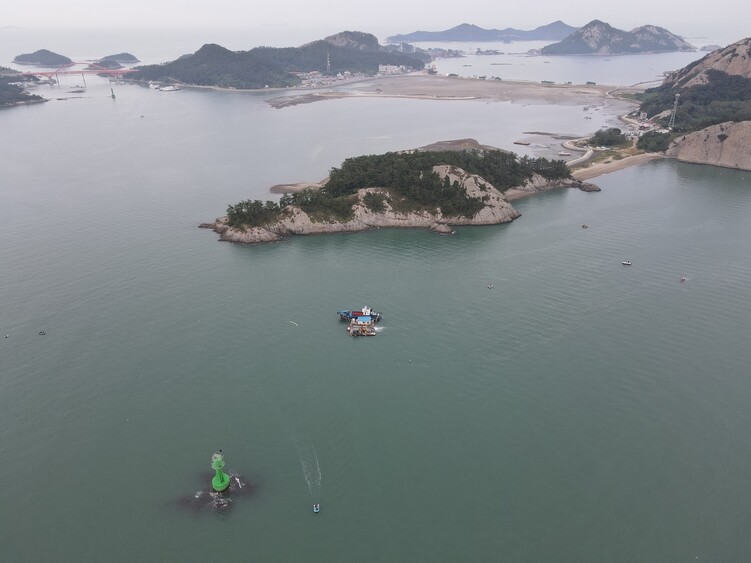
top-left (2, 30), bottom-right (751, 562)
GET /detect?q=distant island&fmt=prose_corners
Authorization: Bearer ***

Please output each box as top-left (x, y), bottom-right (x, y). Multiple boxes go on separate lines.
top-left (0, 67), bottom-right (44, 108)
top-left (99, 53), bottom-right (139, 64)
top-left (200, 141), bottom-right (598, 244)
top-left (541, 20), bottom-right (694, 55)
top-left (387, 21), bottom-right (578, 43)
top-left (13, 49), bottom-right (72, 66)
top-left (129, 31), bottom-right (427, 89)
top-left (88, 53), bottom-right (140, 70)
top-left (87, 60), bottom-right (123, 70)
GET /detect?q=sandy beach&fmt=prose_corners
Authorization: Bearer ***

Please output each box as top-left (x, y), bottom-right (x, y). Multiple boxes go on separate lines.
top-left (571, 153), bottom-right (665, 180)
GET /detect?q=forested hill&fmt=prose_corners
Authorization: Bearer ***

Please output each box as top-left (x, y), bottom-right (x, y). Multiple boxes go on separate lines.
top-left (638, 37), bottom-right (751, 132)
top-left (129, 31), bottom-right (427, 89)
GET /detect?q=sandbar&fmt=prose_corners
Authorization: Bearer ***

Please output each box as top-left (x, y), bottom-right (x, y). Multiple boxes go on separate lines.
top-left (268, 74), bottom-right (619, 109)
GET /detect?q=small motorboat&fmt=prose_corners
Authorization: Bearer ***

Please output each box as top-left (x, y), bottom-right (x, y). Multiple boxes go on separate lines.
top-left (680, 277), bottom-right (687, 283)
top-left (38, 331), bottom-right (46, 336)
top-left (581, 224), bottom-right (589, 229)
top-left (621, 260), bottom-right (632, 266)
top-left (313, 504), bottom-right (320, 513)
top-left (487, 284), bottom-right (493, 289)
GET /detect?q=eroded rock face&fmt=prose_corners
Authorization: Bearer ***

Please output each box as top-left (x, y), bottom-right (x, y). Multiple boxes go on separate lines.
top-left (667, 121), bottom-right (751, 170)
top-left (510, 173), bottom-right (601, 195)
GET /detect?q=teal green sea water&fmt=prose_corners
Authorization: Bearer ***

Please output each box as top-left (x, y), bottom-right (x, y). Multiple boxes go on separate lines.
top-left (2, 77), bottom-right (751, 561)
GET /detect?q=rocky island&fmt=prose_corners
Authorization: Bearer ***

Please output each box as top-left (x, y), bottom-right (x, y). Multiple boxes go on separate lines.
top-left (541, 20), bottom-right (693, 55)
top-left (201, 142), bottom-right (598, 244)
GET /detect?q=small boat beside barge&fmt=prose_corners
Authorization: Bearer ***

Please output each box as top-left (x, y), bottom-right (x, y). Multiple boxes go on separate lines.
top-left (337, 306), bottom-right (382, 323)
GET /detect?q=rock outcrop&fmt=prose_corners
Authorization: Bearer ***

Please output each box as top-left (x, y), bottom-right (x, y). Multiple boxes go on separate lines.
top-left (666, 121), bottom-right (751, 170)
top-left (507, 173), bottom-right (600, 195)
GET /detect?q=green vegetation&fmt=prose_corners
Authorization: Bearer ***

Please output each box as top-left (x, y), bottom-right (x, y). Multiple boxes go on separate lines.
top-left (226, 149), bottom-right (570, 228)
top-left (588, 128), bottom-right (629, 147)
top-left (226, 200), bottom-right (283, 228)
top-left (130, 33), bottom-right (426, 89)
top-left (636, 131), bottom-right (674, 152)
top-left (363, 191), bottom-right (387, 213)
top-left (638, 70), bottom-right (751, 132)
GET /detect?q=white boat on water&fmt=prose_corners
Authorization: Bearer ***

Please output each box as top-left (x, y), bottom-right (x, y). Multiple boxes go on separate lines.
top-left (559, 151), bottom-right (572, 156)
top-left (159, 85), bottom-right (181, 91)
top-left (622, 260), bottom-right (632, 266)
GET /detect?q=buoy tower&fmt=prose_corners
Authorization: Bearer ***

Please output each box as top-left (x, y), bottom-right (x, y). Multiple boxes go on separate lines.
top-left (211, 450), bottom-right (230, 492)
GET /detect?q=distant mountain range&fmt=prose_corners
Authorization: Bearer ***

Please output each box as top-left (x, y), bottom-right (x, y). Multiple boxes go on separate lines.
top-left (130, 31), bottom-right (427, 89)
top-left (387, 21), bottom-right (578, 43)
top-left (541, 20), bottom-right (694, 55)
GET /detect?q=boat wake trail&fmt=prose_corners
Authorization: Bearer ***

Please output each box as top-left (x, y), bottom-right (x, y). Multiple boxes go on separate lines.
top-left (297, 442), bottom-right (322, 498)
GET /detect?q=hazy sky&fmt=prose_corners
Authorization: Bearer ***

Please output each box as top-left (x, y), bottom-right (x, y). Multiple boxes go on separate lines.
top-left (2, 0), bottom-right (747, 38)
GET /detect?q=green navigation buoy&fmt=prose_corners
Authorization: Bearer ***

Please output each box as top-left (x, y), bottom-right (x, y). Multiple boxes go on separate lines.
top-left (211, 450), bottom-right (230, 492)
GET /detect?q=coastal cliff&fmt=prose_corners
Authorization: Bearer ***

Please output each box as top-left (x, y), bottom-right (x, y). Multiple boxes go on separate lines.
top-left (666, 121), bottom-right (751, 170)
top-left (201, 166), bottom-right (598, 244)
